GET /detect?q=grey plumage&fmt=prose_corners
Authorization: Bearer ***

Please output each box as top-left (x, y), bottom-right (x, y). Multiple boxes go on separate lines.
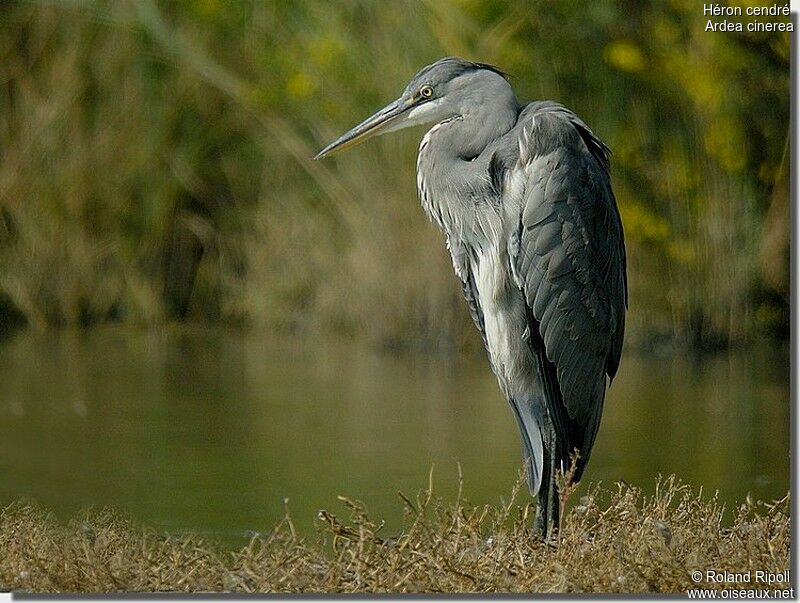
top-left (316, 57), bottom-right (627, 540)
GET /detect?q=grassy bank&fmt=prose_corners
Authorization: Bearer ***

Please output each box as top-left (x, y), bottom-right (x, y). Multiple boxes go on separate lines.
top-left (0, 477), bottom-right (790, 594)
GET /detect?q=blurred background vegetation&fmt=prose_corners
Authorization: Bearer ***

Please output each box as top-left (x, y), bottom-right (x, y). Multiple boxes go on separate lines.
top-left (0, 0), bottom-right (790, 352)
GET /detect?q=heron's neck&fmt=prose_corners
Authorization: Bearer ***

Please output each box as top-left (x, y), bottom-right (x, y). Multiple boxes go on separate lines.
top-left (417, 100), bottom-right (518, 238)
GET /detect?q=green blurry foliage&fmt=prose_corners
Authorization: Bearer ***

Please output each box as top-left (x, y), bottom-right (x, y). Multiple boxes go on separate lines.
top-left (0, 0), bottom-right (789, 349)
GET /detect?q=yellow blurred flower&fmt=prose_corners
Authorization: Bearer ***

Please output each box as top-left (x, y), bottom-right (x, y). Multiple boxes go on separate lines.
top-left (619, 201), bottom-right (670, 243)
top-left (193, 0), bottom-right (221, 18)
top-left (286, 72), bottom-right (315, 99)
top-left (308, 36), bottom-right (345, 68)
top-left (667, 239), bottom-right (696, 264)
top-left (704, 119), bottom-right (745, 173)
top-left (604, 41), bottom-right (646, 73)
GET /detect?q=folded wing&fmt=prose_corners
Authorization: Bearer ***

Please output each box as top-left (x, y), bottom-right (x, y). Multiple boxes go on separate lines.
top-left (509, 102), bottom-right (627, 479)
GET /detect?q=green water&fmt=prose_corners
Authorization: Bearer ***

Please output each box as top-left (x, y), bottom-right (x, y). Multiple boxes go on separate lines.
top-left (0, 327), bottom-right (789, 544)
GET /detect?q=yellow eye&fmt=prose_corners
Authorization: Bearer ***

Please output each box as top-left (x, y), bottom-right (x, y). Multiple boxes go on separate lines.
top-left (420, 85), bottom-right (433, 99)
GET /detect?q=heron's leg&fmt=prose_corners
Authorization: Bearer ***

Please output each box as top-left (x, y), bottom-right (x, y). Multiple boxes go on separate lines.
top-left (547, 436), bottom-right (560, 539)
top-left (533, 424), bottom-right (560, 542)
top-left (533, 425), bottom-right (561, 542)
top-left (532, 455), bottom-right (550, 539)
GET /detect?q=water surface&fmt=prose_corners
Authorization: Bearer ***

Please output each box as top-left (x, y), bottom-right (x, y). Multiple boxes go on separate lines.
top-left (0, 327), bottom-right (789, 544)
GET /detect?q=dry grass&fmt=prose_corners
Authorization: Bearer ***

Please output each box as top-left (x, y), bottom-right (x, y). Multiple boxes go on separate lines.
top-left (0, 476), bottom-right (790, 594)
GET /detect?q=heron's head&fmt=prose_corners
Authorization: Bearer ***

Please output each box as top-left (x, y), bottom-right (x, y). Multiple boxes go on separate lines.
top-left (315, 57), bottom-right (514, 160)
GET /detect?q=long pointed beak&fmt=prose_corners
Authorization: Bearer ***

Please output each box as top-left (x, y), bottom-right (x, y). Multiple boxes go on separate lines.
top-left (314, 98), bottom-right (410, 160)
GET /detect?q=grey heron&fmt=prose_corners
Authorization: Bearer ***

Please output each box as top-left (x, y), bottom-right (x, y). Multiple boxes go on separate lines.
top-left (316, 57), bottom-right (627, 540)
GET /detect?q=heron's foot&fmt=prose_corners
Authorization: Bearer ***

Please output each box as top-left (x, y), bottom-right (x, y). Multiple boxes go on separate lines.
top-left (532, 503), bottom-right (559, 545)
top-left (532, 508), bottom-right (547, 541)
top-left (532, 475), bottom-right (561, 545)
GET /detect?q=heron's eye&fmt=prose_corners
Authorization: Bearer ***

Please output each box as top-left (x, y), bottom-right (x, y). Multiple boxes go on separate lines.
top-left (419, 85), bottom-right (433, 99)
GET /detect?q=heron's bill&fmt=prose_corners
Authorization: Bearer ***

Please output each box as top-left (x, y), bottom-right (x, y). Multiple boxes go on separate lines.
top-left (314, 98), bottom-right (408, 160)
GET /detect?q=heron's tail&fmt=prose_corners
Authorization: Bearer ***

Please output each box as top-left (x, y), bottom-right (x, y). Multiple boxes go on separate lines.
top-left (508, 395), bottom-right (559, 541)
top-left (507, 397), bottom-right (544, 494)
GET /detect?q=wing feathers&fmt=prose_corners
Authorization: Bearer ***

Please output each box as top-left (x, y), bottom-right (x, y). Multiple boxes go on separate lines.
top-left (533, 277), bottom-right (553, 317)
top-left (511, 103), bottom-right (627, 478)
top-left (524, 195), bottom-right (552, 227)
top-left (448, 235), bottom-right (488, 351)
top-left (548, 247), bottom-right (572, 279)
top-left (533, 220), bottom-right (561, 254)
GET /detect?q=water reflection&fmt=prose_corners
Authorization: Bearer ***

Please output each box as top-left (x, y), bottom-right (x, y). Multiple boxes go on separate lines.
top-left (0, 327), bottom-right (789, 544)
